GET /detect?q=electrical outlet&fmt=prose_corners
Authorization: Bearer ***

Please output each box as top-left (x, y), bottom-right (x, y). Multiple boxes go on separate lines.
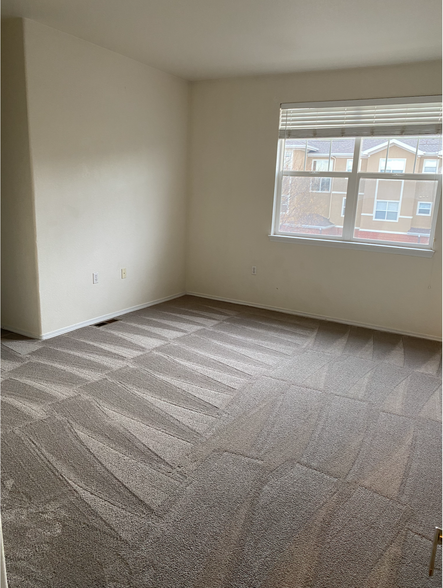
top-left (121, 268), bottom-right (127, 279)
top-left (92, 272), bottom-right (99, 284)
top-left (252, 266), bottom-right (257, 275)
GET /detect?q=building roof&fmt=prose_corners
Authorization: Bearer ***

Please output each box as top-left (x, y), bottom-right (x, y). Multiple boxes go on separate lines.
top-left (285, 137), bottom-right (442, 156)
top-left (298, 213), bottom-right (335, 228)
top-left (408, 227), bottom-right (431, 235)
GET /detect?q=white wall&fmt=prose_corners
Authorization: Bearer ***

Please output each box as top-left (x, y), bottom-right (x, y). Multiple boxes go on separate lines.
top-left (3, 21), bottom-right (441, 340)
top-left (187, 62), bottom-right (442, 339)
top-left (21, 19), bottom-right (189, 337)
top-left (1, 19), bottom-right (42, 336)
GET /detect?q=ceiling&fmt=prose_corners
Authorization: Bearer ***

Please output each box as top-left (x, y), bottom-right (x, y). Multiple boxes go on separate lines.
top-left (2, 0), bottom-right (442, 81)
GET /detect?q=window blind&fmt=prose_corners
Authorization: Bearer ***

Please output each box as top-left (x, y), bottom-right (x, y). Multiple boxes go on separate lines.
top-left (279, 99), bottom-right (442, 139)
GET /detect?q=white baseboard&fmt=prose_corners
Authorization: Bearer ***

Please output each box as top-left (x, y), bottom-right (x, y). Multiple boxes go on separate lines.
top-left (186, 291), bottom-right (442, 342)
top-left (3, 289), bottom-right (441, 342)
top-left (2, 292), bottom-right (186, 340)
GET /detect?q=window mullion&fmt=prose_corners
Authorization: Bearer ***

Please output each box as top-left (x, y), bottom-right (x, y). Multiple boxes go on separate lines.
top-left (412, 138), bottom-right (419, 173)
top-left (342, 138), bottom-right (361, 240)
top-left (384, 139), bottom-right (391, 173)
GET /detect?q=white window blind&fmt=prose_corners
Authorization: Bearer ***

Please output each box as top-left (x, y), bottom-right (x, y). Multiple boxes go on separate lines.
top-left (279, 97), bottom-right (442, 139)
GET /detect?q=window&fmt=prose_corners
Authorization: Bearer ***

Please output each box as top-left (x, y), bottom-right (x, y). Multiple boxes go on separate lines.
top-left (312, 159), bottom-right (334, 172)
top-left (423, 159), bottom-right (438, 173)
top-left (417, 202), bottom-right (432, 215)
top-left (273, 97), bottom-right (442, 250)
top-left (310, 159), bottom-right (332, 191)
top-left (310, 177), bottom-right (331, 192)
top-left (379, 158), bottom-right (406, 173)
top-left (374, 201), bottom-right (399, 221)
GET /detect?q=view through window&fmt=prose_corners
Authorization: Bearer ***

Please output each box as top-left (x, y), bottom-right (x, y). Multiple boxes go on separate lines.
top-left (273, 99), bottom-right (442, 248)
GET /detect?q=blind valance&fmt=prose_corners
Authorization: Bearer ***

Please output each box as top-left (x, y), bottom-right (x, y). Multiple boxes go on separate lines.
top-left (279, 98), bottom-right (442, 139)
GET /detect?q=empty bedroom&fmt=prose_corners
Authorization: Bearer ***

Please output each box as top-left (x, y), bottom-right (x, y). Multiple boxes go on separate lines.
top-left (1, 0), bottom-right (442, 586)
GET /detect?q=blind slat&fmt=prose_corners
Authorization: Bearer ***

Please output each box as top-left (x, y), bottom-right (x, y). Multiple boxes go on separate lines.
top-left (280, 101), bottom-right (442, 138)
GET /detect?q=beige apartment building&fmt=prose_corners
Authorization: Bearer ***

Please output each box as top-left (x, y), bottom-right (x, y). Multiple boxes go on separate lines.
top-left (281, 137), bottom-right (441, 244)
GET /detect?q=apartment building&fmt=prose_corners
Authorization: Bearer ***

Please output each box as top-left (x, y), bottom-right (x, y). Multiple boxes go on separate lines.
top-left (280, 136), bottom-right (442, 244)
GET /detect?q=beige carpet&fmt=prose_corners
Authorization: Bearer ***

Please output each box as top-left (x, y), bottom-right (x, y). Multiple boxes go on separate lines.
top-left (1, 295), bottom-right (442, 587)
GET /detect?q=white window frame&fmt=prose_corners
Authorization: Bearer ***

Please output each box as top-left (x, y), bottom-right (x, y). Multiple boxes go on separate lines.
top-left (341, 197), bottom-right (346, 217)
top-left (422, 159), bottom-right (438, 173)
top-left (373, 200), bottom-right (400, 222)
top-left (417, 201), bottom-right (432, 216)
top-left (271, 96), bottom-right (442, 256)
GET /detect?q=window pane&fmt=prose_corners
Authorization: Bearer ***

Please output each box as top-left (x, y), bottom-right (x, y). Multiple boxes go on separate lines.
top-left (422, 159), bottom-right (439, 173)
top-left (320, 177), bottom-right (331, 191)
top-left (354, 178), bottom-right (439, 245)
top-left (417, 202), bottom-right (432, 215)
top-left (283, 139), bottom-right (307, 171)
top-left (279, 176), bottom-right (348, 236)
top-left (360, 137), bottom-right (419, 173)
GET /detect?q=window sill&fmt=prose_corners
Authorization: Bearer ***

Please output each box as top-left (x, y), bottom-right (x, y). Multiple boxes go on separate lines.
top-left (269, 234), bottom-right (435, 257)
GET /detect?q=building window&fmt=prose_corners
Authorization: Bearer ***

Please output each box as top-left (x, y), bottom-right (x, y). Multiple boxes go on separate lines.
top-left (423, 159), bottom-right (438, 173)
top-left (273, 97), bottom-right (442, 249)
top-left (379, 159), bottom-right (406, 173)
top-left (417, 202), bottom-right (432, 215)
top-left (310, 177), bottom-right (331, 192)
top-left (310, 159), bottom-right (332, 191)
top-left (374, 201), bottom-right (399, 221)
top-left (312, 159), bottom-right (333, 172)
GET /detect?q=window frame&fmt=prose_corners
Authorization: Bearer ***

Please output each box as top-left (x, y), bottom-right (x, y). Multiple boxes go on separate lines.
top-left (423, 159), bottom-right (439, 173)
top-left (273, 139), bottom-right (440, 249)
top-left (373, 200), bottom-right (400, 222)
top-left (416, 201), bottom-right (432, 216)
top-left (271, 97), bottom-right (442, 254)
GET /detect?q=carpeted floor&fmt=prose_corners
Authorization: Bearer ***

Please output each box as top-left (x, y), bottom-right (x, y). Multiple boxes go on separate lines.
top-left (1, 295), bottom-right (442, 587)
